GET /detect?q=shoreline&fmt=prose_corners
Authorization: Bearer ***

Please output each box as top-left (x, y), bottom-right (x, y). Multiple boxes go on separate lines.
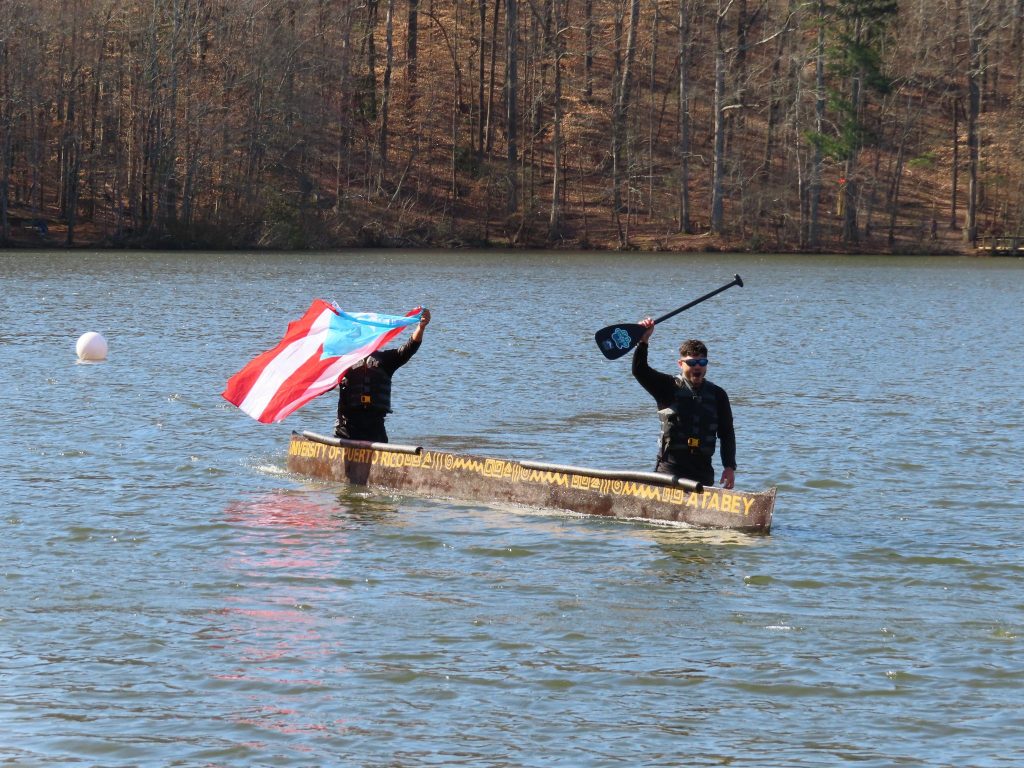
top-left (0, 231), bottom-right (981, 257)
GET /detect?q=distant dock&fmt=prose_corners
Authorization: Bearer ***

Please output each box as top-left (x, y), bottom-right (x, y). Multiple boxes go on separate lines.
top-left (977, 235), bottom-right (1024, 256)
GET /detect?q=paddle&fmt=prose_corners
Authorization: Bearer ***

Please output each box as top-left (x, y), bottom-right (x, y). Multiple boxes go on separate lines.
top-left (594, 274), bottom-right (744, 359)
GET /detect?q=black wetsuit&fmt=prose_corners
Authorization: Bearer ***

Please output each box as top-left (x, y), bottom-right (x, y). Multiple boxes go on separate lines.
top-left (335, 337), bottom-right (421, 442)
top-left (631, 341), bottom-right (736, 486)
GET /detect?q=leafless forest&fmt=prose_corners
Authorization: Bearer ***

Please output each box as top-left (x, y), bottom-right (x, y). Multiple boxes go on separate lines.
top-left (1, 0), bottom-right (1022, 251)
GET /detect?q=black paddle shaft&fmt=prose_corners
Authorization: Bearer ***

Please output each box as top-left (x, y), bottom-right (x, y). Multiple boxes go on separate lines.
top-left (651, 273), bottom-right (743, 325)
top-left (594, 274), bottom-right (743, 359)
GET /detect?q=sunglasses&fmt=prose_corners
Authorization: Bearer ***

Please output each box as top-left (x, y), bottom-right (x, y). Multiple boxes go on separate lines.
top-left (681, 357), bottom-right (708, 366)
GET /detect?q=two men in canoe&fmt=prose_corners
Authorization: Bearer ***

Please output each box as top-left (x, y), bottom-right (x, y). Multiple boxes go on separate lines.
top-left (329, 306), bottom-right (736, 490)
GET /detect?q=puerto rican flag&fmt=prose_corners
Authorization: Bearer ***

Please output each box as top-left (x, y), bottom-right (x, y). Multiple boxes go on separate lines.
top-left (222, 299), bottom-right (421, 423)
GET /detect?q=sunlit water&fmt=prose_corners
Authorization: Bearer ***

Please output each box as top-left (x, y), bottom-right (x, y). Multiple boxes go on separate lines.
top-left (1, 250), bottom-right (1022, 766)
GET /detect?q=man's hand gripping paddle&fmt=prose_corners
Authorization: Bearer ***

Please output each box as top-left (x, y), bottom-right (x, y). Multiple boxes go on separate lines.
top-left (594, 274), bottom-right (744, 360)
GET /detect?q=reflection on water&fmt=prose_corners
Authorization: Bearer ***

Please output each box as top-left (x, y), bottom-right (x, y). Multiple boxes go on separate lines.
top-left (212, 493), bottom-right (358, 745)
top-left (224, 491), bottom-right (341, 529)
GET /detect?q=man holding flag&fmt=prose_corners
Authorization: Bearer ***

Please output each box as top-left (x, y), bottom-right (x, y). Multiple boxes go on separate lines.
top-left (222, 301), bottom-right (430, 443)
top-left (334, 308), bottom-right (430, 442)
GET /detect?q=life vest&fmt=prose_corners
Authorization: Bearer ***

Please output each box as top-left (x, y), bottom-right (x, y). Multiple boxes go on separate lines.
top-left (658, 376), bottom-right (720, 460)
top-left (338, 357), bottom-right (393, 415)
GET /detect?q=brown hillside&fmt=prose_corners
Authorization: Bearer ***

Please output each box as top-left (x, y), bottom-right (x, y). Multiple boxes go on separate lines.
top-left (1, 0), bottom-right (1021, 254)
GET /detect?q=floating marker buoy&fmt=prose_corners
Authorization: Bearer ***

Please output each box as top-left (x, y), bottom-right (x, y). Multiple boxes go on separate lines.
top-left (76, 331), bottom-right (108, 361)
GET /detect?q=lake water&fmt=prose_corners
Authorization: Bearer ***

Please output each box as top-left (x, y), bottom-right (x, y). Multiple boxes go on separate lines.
top-left (1, 250), bottom-right (1022, 767)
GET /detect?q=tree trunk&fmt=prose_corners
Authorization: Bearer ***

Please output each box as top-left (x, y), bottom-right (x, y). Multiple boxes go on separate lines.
top-left (950, 97), bottom-right (960, 229)
top-left (378, 0), bottom-right (395, 191)
top-left (964, 20), bottom-right (981, 244)
top-left (887, 123), bottom-right (909, 246)
top-left (612, 0), bottom-right (640, 246)
top-left (407, 0), bottom-right (419, 98)
top-left (809, 2), bottom-right (826, 247)
top-left (477, 0), bottom-right (486, 159)
top-left (677, 0), bottom-right (692, 233)
top-left (710, 3), bottom-right (727, 234)
top-left (336, 4), bottom-right (355, 208)
top-left (645, 7), bottom-right (661, 218)
top-left (505, 0), bottom-right (519, 213)
top-left (584, 0), bottom-right (594, 101)
top-left (0, 5), bottom-right (9, 243)
top-left (549, 0), bottom-right (563, 238)
top-left (841, 20), bottom-right (863, 245)
top-left (485, 0), bottom-right (500, 156)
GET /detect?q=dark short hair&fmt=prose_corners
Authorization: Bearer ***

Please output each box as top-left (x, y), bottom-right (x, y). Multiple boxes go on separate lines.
top-left (678, 339), bottom-right (708, 358)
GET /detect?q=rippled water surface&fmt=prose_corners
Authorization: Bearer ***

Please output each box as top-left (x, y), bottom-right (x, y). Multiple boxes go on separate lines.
top-left (2, 250), bottom-right (1022, 766)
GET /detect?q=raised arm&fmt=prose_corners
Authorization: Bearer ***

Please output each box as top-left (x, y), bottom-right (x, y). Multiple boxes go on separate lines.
top-left (411, 307), bottom-right (431, 343)
top-left (631, 326), bottom-right (677, 407)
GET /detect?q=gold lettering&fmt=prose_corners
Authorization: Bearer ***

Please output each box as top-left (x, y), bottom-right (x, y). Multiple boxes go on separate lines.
top-left (347, 448), bottom-right (370, 463)
top-left (686, 492), bottom-right (699, 507)
top-left (743, 497), bottom-right (754, 516)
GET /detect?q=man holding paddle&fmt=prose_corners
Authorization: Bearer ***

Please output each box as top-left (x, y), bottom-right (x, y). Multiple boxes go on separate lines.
top-left (631, 319), bottom-right (736, 489)
top-left (593, 274), bottom-right (742, 488)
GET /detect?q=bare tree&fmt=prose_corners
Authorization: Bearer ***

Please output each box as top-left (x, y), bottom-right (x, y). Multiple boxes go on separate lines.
top-left (378, 0), bottom-right (396, 191)
top-left (506, 0), bottom-right (519, 213)
top-left (612, 0), bottom-right (640, 246)
top-left (677, 0), bottom-right (694, 233)
top-left (549, 0), bottom-right (565, 238)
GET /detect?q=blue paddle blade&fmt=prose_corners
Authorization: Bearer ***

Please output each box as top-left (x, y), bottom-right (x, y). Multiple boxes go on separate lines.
top-left (594, 323), bottom-right (644, 359)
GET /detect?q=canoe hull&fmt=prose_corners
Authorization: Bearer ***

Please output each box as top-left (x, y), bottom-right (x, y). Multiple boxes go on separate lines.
top-left (287, 431), bottom-right (774, 533)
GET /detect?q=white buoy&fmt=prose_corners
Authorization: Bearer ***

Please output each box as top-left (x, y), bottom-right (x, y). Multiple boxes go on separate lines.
top-left (76, 331), bottom-right (108, 361)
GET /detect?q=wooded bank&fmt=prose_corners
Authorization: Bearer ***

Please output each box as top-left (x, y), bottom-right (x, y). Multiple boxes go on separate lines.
top-left (1, 0), bottom-right (1022, 252)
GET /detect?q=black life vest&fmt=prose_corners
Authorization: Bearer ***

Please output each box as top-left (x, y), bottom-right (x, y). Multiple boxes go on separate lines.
top-left (338, 357), bottom-right (393, 415)
top-left (658, 376), bottom-right (720, 460)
